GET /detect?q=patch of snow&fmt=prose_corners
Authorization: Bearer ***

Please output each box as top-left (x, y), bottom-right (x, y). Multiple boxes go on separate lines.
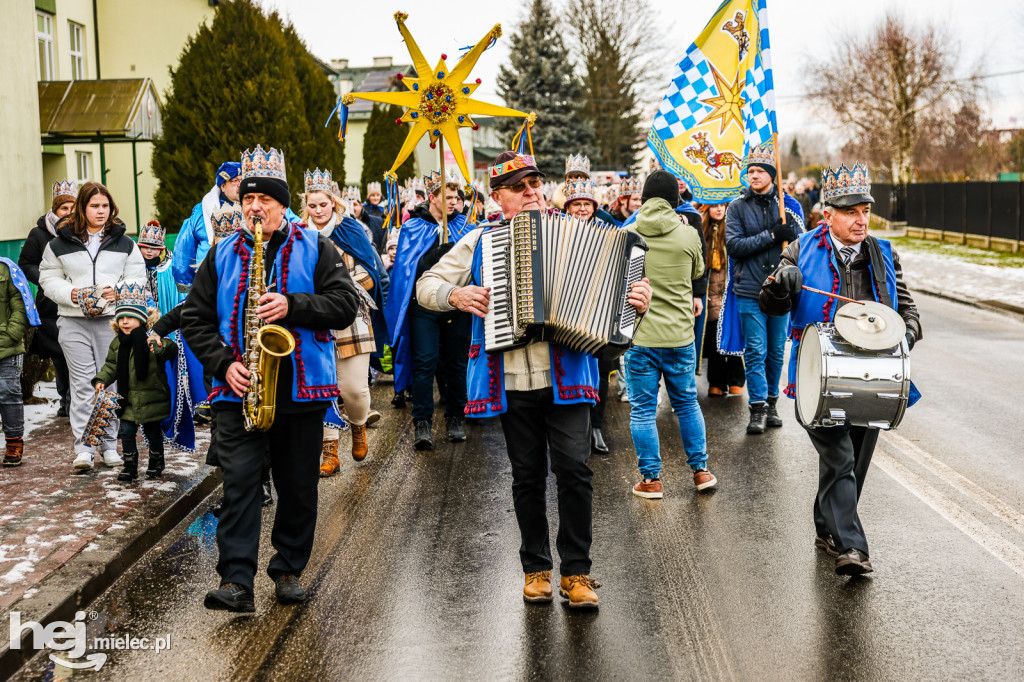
top-left (1, 560), bottom-right (35, 584)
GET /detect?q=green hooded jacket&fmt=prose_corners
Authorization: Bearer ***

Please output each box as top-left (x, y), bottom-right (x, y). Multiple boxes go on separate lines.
top-left (627, 198), bottom-right (705, 348)
top-left (92, 333), bottom-right (177, 424)
top-left (0, 262), bottom-right (28, 361)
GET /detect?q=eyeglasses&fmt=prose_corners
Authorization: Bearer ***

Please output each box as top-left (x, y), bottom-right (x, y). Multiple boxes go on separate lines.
top-left (498, 176), bottom-right (543, 194)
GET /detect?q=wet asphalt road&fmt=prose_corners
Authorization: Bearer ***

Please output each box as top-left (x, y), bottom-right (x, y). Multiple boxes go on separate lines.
top-left (15, 294), bottom-right (1024, 681)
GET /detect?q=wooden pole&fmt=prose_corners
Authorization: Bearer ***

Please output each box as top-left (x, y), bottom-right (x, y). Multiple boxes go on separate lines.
top-left (438, 135), bottom-right (449, 244)
top-left (772, 131), bottom-right (785, 224)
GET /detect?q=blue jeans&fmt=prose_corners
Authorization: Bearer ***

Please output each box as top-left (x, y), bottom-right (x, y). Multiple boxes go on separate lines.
top-left (624, 344), bottom-right (707, 478)
top-left (0, 354), bottom-right (24, 439)
top-left (735, 295), bottom-right (788, 404)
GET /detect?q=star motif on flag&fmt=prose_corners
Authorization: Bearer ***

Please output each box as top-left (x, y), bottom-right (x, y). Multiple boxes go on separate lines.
top-left (698, 66), bottom-right (746, 135)
top-left (340, 12), bottom-right (528, 183)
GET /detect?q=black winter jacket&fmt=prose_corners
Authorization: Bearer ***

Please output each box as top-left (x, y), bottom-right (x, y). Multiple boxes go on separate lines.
top-left (19, 214), bottom-right (59, 320)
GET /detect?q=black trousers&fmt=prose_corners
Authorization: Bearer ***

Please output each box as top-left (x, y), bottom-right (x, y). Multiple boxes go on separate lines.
top-left (589, 358), bottom-right (616, 430)
top-left (53, 351), bottom-right (71, 411)
top-left (212, 405), bottom-right (326, 592)
top-left (805, 422), bottom-right (879, 556)
top-left (500, 389), bottom-right (593, 576)
top-left (703, 321), bottom-right (745, 390)
top-left (119, 419), bottom-right (163, 459)
top-left (409, 303), bottom-right (470, 421)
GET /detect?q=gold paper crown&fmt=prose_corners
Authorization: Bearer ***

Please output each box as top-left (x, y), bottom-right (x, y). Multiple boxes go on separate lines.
top-left (743, 140), bottom-right (775, 169)
top-left (821, 163), bottom-right (872, 203)
top-left (619, 177), bottom-right (642, 196)
top-left (425, 169), bottom-right (459, 194)
top-left (52, 179), bottom-right (78, 201)
top-left (241, 145), bottom-right (287, 181)
top-left (212, 208), bottom-right (243, 240)
top-left (366, 181), bottom-right (382, 195)
top-left (565, 153), bottom-right (591, 178)
top-left (304, 168), bottom-right (333, 194)
top-left (563, 178), bottom-right (597, 205)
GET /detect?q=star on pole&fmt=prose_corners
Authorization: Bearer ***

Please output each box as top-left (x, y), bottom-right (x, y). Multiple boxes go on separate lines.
top-left (341, 11), bottom-right (530, 184)
top-left (698, 65), bottom-right (746, 136)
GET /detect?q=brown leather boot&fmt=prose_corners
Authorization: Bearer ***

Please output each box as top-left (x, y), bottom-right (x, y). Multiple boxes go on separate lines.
top-left (559, 574), bottom-right (600, 609)
top-left (351, 423), bottom-right (368, 462)
top-left (523, 570), bottom-right (553, 603)
top-left (319, 440), bottom-right (340, 477)
top-left (2, 438), bottom-right (24, 467)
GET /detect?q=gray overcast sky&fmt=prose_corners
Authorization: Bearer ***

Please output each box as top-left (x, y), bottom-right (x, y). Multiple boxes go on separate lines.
top-left (262, 0), bottom-right (1024, 143)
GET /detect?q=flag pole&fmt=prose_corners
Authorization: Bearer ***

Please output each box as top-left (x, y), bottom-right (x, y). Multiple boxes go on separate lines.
top-left (773, 131), bottom-right (786, 224)
top-left (438, 135), bottom-right (448, 244)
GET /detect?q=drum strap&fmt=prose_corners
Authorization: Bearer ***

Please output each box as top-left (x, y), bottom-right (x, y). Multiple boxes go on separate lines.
top-left (865, 237), bottom-right (893, 309)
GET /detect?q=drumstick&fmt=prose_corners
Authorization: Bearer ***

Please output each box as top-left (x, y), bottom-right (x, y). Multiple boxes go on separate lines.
top-left (766, 276), bottom-right (865, 305)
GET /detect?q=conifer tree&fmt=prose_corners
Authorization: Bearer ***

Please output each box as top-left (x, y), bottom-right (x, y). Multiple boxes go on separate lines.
top-left (497, 0), bottom-right (595, 177)
top-left (153, 0), bottom-right (344, 230)
top-left (361, 104), bottom-right (417, 193)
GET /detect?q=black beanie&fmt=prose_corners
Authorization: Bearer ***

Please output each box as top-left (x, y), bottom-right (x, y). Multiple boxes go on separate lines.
top-left (641, 170), bottom-right (681, 208)
top-left (240, 176), bottom-right (291, 209)
top-left (749, 162), bottom-right (777, 180)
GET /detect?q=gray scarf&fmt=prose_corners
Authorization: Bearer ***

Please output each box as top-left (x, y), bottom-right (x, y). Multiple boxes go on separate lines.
top-left (44, 211), bottom-right (60, 236)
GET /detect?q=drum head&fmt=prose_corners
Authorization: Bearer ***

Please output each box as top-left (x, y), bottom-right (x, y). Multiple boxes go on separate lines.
top-left (833, 301), bottom-right (906, 350)
top-left (795, 324), bottom-right (823, 425)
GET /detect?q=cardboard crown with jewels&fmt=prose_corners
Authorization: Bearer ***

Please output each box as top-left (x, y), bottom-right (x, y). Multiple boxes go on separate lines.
top-left (743, 140), bottom-right (775, 170)
top-left (563, 178), bottom-right (598, 206)
top-left (344, 186), bottom-right (361, 202)
top-left (52, 179), bottom-right (78, 201)
top-left (212, 208), bottom-right (243, 240)
top-left (138, 220), bottom-right (165, 248)
top-left (619, 177), bottom-right (642, 196)
top-left (114, 282), bottom-right (149, 324)
top-left (366, 181), bottom-right (382, 195)
top-left (565, 153), bottom-right (591, 178)
top-left (821, 163), bottom-right (874, 207)
top-left (304, 168), bottom-right (333, 194)
top-left (240, 145), bottom-right (287, 181)
top-left (425, 168), bottom-right (460, 194)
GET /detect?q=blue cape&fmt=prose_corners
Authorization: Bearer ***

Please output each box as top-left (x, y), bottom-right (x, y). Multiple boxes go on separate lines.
top-left (330, 216), bottom-right (389, 353)
top-left (0, 258), bottom-right (40, 327)
top-left (384, 212), bottom-right (468, 393)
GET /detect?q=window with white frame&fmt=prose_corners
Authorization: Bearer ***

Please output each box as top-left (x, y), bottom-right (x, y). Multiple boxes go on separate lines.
top-left (36, 12), bottom-right (55, 80)
top-left (76, 152), bottom-right (92, 185)
top-left (69, 21), bottom-right (85, 80)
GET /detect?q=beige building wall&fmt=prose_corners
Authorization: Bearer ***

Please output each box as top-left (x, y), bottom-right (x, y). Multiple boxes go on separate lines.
top-left (3, 1), bottom-right (46, 241)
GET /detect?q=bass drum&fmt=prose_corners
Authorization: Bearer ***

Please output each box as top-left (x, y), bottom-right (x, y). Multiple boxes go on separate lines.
top-left (795, 323), bottom-right (910, 430)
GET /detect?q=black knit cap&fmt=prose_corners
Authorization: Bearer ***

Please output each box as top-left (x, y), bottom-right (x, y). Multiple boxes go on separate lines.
top-left (641, 170), bottom-right (681, 208)
top-left (240, 176), bottom-right (290, 209)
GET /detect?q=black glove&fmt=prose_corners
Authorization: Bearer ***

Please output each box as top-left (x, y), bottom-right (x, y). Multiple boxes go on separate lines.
top-left (772, 265), bottom-right (803, 297)
top-left (904, 329), bottom-right (917, 351)
top-left (771, 219), bottom-right (798, 245)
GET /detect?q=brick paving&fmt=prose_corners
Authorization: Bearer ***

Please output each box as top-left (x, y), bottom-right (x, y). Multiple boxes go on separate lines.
top-left (0, 383), bottom-right (209, 611)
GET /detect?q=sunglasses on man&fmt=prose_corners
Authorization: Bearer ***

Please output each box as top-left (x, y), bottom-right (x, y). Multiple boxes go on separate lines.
top-left (497, 176), bottom-right (543, 194)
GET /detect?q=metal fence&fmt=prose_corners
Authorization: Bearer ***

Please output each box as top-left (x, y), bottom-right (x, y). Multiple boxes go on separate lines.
top-left (872, 181), bottom-right (1024, 242)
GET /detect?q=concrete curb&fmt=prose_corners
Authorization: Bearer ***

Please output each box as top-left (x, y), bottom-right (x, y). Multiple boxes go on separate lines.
top-left (0, 465), bottom-right (222, 679)
top-left (912, 286), bottom-right (1024, 321)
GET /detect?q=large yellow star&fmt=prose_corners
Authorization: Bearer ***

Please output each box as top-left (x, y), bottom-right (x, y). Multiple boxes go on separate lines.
top-left (698, 66), bottom-right (746, 135)
top-left (341, 12), bottom-right (530, 184)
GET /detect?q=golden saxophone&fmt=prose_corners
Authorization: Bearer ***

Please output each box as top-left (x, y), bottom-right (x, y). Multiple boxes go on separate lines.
top-left (242, 216), bottom-right (296, 431)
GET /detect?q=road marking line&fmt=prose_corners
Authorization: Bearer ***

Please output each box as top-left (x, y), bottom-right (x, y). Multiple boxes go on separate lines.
top-left (875, 448), bottom-right (1024, 578)
top-left (881, 431), bottom-right (1024, 537)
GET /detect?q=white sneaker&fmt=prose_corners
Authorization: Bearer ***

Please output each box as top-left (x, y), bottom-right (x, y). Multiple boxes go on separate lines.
top-left (73, 452), bottom-right (94, 470)
top-left (102, 450), bottom-right (124, 467)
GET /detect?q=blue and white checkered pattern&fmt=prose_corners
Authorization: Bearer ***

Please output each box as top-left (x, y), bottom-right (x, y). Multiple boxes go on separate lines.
top-left (652, 50), bottom-right (718, 140)
top-left (741, 5), bottom-right (777, 159)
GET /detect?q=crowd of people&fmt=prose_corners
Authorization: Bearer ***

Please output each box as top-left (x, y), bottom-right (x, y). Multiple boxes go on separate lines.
top-left (5, 135), bottom-right (919, 613)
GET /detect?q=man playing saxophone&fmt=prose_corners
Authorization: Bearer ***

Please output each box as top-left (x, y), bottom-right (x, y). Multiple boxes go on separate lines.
top-left (183, 146), bottom-right (360, 613)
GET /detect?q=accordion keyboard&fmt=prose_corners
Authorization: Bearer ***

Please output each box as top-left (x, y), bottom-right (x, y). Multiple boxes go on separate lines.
top-left (481, 226), bottom-right (516, 352)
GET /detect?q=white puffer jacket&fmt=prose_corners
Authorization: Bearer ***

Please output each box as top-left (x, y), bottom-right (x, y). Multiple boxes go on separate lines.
top-left (39, 220), bottom-right (147, 318)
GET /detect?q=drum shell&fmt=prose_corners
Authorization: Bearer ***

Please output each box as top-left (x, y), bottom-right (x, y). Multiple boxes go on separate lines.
top-left (795, 323), bottom-right (910, 430)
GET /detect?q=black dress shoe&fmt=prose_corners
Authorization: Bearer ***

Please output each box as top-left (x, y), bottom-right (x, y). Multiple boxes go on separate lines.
top-left (274, 574), bottom-right (307, 604)
top-left (414, 420), bottom-right (433, 450)
top-left (814, 534), bottom-right (839, 557)
top-left (591, 428), bottom-right (609, 455)
top-left (204, 583), bottom-right (255, 612)
top-left (262, 480), bottom-right (274, 507)
top-left (835, 549), bottom-right (874, 576)
top-left (391, 391), bottom-right (407, 408)
top-left (446, 416), bottom-right (466, 442)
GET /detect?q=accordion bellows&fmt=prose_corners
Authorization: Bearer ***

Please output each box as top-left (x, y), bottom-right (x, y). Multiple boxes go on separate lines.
top-left (482, 210), bottom-right (648, 360)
